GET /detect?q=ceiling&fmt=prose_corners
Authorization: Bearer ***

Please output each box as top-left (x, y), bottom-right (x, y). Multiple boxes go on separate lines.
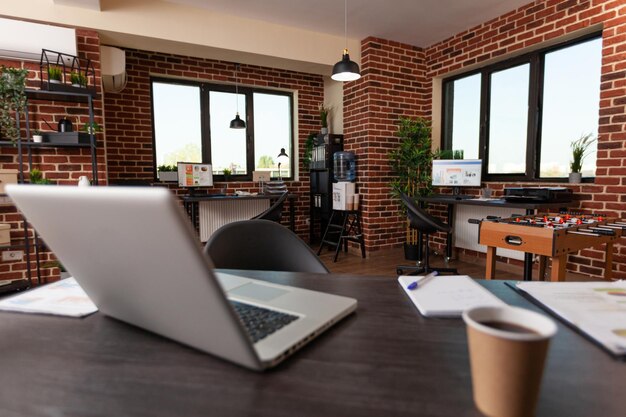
top-left (163, 0), bottom-right (533, 47)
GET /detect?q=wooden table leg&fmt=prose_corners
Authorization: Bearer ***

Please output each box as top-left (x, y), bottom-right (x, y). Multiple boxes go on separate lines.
top-left (550, 255), bottom-right (567, 282)
top-left (538, 256), bottom-right (547, 281)
top-left (485, 246), bottom-right (496, 280)
top-left (605, 242), bottom-right (614, 281)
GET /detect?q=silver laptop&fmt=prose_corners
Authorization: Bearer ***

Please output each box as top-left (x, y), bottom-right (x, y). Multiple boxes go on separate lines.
top-left (6, 185), bottom-right (357, 370)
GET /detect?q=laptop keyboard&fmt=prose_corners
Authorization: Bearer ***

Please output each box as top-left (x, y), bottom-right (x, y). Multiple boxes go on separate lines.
top-left (230, 301), bottom-right (299, 343)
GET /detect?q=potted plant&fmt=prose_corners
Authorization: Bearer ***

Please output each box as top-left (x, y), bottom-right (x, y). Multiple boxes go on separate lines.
top-left (48, 66), bottom-right (63, 84)
top-left (389, 117), bottom-right (435, 260)
top-left (303, 132), bottom-right (316, 169)
top-left (29, 169), bottom-right (54, 185)
top-left (569, 133), bottom-right (596, 183)
top-left (32, 129), bottom-right (43, 143)
top-left (319, 104), bottom-right (330, 135)
top-left (222, 167), bottom-right (232, 181)
top-left (0, 66), bottom-right (28, 143)
top-left (82, 121), bottom-right (102, 135)
top-left (157, 164), bottom-right (178, 182)
top-left (70, 71), bottom-right (87, 87)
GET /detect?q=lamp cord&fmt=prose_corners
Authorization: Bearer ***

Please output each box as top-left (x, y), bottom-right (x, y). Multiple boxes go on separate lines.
top-left (344, 0), bottom-right (347, 50)
top-left (235, 63), bottom-right (240, 113)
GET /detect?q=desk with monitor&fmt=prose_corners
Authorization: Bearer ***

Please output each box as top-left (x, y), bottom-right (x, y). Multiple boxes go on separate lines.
top-left (0, 270), bottom-right (623, 417)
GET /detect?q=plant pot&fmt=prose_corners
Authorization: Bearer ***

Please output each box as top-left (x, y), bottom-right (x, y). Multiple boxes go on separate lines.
top-left (568, 172), bottom-right (582, 184)
top-left (158, 171), bottom-right (178, 182)
top-left (32, 135), bottom-right (43, 143)
top-left (71, 83), bottom-right (81, 87)
top-left (49, 79), bottom-right (61, 84)
top-left (320, 127), bottom-right (329, 135)
top-left (403, 242), bottom-right (419, 261)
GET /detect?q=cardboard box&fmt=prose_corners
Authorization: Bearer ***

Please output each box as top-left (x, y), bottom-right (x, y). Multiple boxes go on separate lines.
top-left (0, 170), bottom-right (18, 194)
top-left (0, 223), bottom-right (11, 246)
top-left (332, 182), bottom-right (356, 210)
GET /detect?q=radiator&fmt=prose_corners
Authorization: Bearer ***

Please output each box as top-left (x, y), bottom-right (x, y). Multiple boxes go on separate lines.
top-left (454, 205), bottom-right (525, 261)
top-left (199, 199), bottom-right (270, 242)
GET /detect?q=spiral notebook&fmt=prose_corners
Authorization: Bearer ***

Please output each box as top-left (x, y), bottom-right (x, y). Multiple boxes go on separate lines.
top-left (397, 275), bottom-right (506, 317)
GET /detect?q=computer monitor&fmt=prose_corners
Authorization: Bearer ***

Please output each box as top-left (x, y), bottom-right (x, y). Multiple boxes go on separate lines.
top-left (432, 159), bottom-right (482, 191)
top-left (177, 162), bottom-right (213, 188)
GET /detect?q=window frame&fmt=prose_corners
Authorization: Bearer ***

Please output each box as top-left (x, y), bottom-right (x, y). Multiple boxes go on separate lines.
top-left (150, 77), bottom-right (295, 182)
top-left (441, 31), bottom-right (602, 182)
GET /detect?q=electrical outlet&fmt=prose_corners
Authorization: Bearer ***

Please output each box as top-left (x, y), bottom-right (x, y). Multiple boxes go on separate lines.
top-left (2, 250), bottom-right (23, 262)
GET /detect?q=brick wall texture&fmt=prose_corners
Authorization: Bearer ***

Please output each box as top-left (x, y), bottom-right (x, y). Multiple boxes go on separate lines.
top-left (343, 0), bottom-right (626, 279)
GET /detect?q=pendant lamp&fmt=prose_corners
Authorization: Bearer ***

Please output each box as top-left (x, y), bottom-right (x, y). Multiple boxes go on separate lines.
top-left (230, 64), bottom-right (246, 129)
top-left (331, 0), bottom-right (361, 82)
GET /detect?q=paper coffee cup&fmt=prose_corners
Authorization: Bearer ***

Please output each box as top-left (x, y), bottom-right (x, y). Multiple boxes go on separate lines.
top-left (353, 194), bottom-right (360, 209)
top-left (346, 194), bottom-right (354, 211)
top-left (463, 306), bottom-right (557, 417)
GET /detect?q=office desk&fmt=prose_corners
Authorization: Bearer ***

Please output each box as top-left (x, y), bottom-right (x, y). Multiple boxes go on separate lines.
top-left (182, 194), bottom-right (296, 240)
top-left (0, 271), bottom-right (623, 417)
top-left (417, 195), bottom-right (571, 281)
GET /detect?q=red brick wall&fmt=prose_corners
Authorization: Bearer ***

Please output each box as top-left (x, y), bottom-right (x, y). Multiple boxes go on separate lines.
top-left (347, 0), bottom-right (626, 279)
top-left (343, 38), bottom-right (429, 251)
top-left (103, 49), bottom-right (324, 237)
top-left (0, 28), bottom-right (105, 284)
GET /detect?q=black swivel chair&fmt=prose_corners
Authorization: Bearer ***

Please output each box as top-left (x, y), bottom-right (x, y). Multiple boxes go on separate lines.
top-left (204, 219), bottom-right (329, 273)
top-left (251, 192), bottom-right (288, 223)
top-left (396, 193), bottom-right (458, 276)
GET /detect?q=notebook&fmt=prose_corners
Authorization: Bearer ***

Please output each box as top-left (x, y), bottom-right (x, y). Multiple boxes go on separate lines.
top-left (398, 274), bottom-right (507, 317)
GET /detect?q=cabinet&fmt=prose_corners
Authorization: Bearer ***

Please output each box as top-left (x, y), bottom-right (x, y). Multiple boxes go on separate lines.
top-left (309, 134), bottom-right (343, 243)
top-left (0, 89), bottom-right (99, 293)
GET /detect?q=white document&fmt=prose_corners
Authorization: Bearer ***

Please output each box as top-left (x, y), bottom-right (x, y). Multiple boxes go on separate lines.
top-left (398, 275), bottom-right (506, 317)
top-left (0, 277), bottom-right (97, 318)
top-left (517, 281), bottom-right (626, 356)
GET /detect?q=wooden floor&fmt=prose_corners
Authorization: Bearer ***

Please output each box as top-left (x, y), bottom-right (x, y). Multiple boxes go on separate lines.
top-left (316, 245), bottom-right (595, 282)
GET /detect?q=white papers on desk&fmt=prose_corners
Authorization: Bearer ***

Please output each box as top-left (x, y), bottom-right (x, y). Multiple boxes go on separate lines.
top-left (0, 277), bottom-right (97, 318)
top-left (517, 281), bottom-right (626, 356)
top-left (398, 275), bottom-right (506, 317)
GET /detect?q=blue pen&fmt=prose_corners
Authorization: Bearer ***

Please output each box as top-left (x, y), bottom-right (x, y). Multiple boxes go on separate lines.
top-left (406, 271), bottom-right (439, 290)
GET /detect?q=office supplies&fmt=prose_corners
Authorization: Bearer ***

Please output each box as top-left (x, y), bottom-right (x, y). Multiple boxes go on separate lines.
top-left (0, 277), bottom-right (97, 317)
top-left (516, 281), bottom-right (626, 357)
top-left (405, 271), bottom-right (438, 290)
top-left (6, 185), bottom-right (357, 371)
top-left (397, 274), bottom-right (506, 317)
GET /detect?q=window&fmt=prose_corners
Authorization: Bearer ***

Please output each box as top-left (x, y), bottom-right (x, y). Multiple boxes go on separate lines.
top-left (151, 79), bottom-right (294, 180)
top-left (442, 34), bottom-right (602, 181)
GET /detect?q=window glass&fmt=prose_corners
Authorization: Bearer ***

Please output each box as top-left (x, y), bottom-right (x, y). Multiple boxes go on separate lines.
top-left (253, 93), bottom-right (292, 178)
top-left (540, 38), bottom-right (601, 178)
top-left (209, 91), bottom-right (247, 175)
top-left (487, 63), bottom-right (530, 174)
top-left (447, 74), bottom-right (481, 159)
top-left (153, 82), bottom-right (202, 166)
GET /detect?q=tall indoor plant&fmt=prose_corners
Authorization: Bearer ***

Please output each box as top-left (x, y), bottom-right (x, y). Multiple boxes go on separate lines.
top-left (0, 66), bottom-right (28, 143)
top-left (389, 117), bottom-right (435, 259)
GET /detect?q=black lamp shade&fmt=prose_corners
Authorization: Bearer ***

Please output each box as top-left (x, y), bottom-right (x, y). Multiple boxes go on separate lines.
top-left (230, 113), bottom-right (246, 129)
top-left (331, 51), bottom-right (361, 82)
top-left (277, 148), bottom-right (288, 158)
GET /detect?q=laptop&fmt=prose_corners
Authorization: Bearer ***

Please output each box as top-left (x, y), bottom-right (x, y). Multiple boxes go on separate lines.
top-left (6, 185), bottom-right (357, 371)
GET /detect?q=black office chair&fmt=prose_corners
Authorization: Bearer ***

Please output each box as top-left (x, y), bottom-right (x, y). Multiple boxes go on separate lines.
top-left (251, 192), bottom-right (288, 223)
top-left (204, 219), bottom-right (329, 273)
top-left (396, 193), bottom-right (458, 276)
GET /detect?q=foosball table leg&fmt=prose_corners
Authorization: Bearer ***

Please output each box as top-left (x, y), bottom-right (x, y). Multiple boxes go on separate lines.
top-left (538, 256), bottom-right (547, 281)
top-left (485, 246), bottom-right (497, 280)
top-left (605, 242), bottom-right (614, 281)
top-left (550, 255), bottom-right (567, 282)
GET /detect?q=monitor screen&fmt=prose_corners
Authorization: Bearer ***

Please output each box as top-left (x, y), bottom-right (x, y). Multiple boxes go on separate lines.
top-left (177, 162), bottom-right (213, 187)
top-left (432, 159), bottom-right (482, 187)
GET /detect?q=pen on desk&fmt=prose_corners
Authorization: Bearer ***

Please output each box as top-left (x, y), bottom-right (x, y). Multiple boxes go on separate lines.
top-left (406, 271), bottom-right (439, 290)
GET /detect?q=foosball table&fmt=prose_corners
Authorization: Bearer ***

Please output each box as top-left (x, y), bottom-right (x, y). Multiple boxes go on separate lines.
top-left (475, 213), bottom-right (624, 281)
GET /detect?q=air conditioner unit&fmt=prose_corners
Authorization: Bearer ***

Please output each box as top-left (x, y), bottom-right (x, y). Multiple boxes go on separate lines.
top-left (0, 18), bottom-right (76, 62)
top-left (101, 46), bottom-right (127, 93)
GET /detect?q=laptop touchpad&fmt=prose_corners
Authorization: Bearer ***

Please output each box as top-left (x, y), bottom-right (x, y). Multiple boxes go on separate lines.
top-left (228, 283), bottom-right (290, 302)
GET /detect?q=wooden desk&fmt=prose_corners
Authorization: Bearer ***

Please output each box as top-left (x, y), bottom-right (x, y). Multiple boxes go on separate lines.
top-left (182, 194), bottom-right (296, 241)
top-left (0, 271), bottom-right (623, 417)
top-left (417, 195), bottom-right (571, 281)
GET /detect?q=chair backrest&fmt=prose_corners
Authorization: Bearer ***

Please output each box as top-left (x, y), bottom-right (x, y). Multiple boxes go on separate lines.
top-left (400, 193), bottom-right (451, 234)
top-left (204, 219), bottom-right (329, 273)
top-left (251, 192), bottom-right (288, 223)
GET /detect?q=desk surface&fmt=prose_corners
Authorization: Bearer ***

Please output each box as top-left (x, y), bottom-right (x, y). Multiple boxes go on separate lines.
top-left (0, 272), bottom-right (624, 417)
top-left (418, 194), bottom-right (571, 210)
top-left (181, 193), bottom-right (296, 203)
